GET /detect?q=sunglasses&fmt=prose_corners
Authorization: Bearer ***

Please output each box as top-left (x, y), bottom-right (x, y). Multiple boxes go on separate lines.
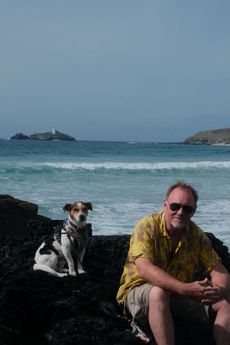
top-left (168, 202), bottom-right (195, 214)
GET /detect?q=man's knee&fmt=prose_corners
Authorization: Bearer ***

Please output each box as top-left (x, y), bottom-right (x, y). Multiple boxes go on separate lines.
top-left (149, 286), bottom-right (170, 311)
top-left (212, 299), bottom-right (230, 315)
top-left (149, 286), bottom-right (170, 302)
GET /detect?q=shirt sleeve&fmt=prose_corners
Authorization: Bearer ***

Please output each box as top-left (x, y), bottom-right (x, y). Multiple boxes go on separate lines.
top-left (198, 231), bottom-right (221, 274)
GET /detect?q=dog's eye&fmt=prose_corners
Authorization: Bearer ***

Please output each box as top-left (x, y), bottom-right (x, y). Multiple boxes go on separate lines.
top-left (73, 208), bottom-right (79, 212)
top-left (82, 207), bottom-right (88, 213)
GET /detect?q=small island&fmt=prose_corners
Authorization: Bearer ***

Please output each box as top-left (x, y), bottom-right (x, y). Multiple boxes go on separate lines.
top-left (10, 128), bottom-right (76, 141)
top-left (184, 128), bottom-right (230, 145)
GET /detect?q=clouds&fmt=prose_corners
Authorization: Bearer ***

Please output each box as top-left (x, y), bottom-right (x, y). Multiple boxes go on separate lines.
top-left (0, 1), bottom-right (230, 141)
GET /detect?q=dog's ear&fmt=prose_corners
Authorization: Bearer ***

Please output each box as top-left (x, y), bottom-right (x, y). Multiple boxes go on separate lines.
top-left (85, 202), bottom-right (93, 211)
top-left (63, 203), bottom-right (72, 212)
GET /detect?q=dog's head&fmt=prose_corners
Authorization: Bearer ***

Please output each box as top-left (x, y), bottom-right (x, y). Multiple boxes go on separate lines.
top-left (63, 202), bottom-right (93, 226)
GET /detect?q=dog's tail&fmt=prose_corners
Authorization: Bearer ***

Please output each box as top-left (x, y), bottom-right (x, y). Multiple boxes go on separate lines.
top-left (33, 263), bottom-right (68, 278)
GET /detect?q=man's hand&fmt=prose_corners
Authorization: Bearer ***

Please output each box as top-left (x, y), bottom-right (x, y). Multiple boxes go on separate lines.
top-left (201, 283), bottom-right (227, 305)
top-left (183, 278), bottom-right (218, 303)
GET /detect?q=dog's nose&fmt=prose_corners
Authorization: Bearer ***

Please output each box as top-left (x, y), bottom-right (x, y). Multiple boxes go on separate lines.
top-left (79, 214), bottom-right (86, 222)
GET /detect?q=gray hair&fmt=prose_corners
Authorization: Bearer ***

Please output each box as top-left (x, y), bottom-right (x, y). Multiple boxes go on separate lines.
top-left (166, 181), bottom-right (198, 204)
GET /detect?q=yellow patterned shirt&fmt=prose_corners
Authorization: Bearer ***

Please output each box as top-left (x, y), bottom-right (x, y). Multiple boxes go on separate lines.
top-left (116, 211), bottom-right (220, 305)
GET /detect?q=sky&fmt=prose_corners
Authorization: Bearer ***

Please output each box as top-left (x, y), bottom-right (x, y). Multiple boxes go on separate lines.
top-left (0, 0), bottom-right (230, 142)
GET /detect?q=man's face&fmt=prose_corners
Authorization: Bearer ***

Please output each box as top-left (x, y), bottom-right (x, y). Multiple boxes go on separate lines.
top-left (164, 187), bottom-right (196, 234)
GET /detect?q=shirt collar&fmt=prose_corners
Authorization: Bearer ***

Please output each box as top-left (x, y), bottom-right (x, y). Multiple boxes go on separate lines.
top-left (159, 211), bottom-right (170, 237)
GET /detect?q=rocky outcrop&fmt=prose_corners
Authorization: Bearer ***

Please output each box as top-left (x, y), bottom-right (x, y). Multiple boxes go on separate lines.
top-left (10, 133), bottom-right (30, 140)
top-left (0, 195), bottom-right (50, 237)
top-left (10, 130), bottom-right (76, 141)
top-left (184, 128), bottom-right (230, 145)
top-left (0, 196), bottom-right (230, 345)
top-left (29, 130), bottom-right (76, 141)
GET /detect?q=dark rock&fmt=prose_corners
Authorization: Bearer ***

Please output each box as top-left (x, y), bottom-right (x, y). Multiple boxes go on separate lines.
top-left (0, 195), bottom-right (41, 237)
top-left (10, 133), bottom-right (30, 140)
top-left (0, 197), bottom-right (230, 345)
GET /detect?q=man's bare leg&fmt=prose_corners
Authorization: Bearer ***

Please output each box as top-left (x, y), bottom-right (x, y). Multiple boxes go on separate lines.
top-left (213, 299), bottom-right (230, 345)
top-left (148, 286), bottom-right (174, 345)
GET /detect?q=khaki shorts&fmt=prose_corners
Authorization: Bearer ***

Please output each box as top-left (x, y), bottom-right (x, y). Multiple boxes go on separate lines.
top-left (125, 283), bottom-right (210, 327)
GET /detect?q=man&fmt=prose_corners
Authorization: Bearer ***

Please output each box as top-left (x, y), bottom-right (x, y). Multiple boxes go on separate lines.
top-left (116, 181), bottom-right (230, 345)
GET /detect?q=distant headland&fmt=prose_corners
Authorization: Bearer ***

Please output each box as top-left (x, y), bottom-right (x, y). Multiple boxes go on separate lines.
top-left (10, 128), bottom-right (76, 141)
top-left (9, 127), bottom-right (230, 144)
top-left (184, 128), bottom-right (230, 145)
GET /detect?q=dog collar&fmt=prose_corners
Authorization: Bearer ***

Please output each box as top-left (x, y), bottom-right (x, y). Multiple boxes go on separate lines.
top-left (69, 220), bottom-right (81, 230)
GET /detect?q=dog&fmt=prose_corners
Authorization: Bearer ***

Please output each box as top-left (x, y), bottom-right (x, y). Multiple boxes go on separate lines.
top-left (33, 201), bottom-right (93, 277)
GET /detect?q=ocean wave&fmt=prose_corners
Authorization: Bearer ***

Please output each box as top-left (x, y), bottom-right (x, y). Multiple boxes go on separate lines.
top-left (38, 199), bottom-right (230, 248)
top-left (2, 160), bottom-right (230, 172)
top-left (39, 161), bottom-right (230, 171)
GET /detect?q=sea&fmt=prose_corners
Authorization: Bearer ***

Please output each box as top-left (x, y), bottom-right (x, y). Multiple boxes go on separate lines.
top-left (0, 139), bottom-right (230, 249)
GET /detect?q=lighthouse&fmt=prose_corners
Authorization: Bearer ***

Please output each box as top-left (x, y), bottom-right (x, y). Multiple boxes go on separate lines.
top-left (52, 127), bottom-right (56, 135)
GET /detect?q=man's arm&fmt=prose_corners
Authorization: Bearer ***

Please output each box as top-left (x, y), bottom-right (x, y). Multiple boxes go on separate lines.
top-left (211, 262), bottom-right (230, 288)
top-left (135, 257), bottom-right (216, 300)
top-left (202, 262), bottom-right (230, 304)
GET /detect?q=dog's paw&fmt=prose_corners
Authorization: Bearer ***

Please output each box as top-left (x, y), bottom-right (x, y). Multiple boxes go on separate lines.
top-left (77, 269), bottom-right (86, 275)
top-left (69, 271), bottom-right (77, 276)
top-left (58, 273), bottom-right (68, 278)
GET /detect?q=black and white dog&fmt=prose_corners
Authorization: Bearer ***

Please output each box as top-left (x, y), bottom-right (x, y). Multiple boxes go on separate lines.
top-left (33, 202), bottom-right (93, 277)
